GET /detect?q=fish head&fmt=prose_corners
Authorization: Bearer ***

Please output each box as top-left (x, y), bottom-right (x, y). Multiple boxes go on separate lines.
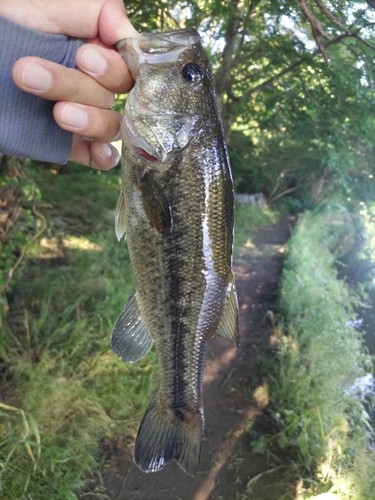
top-left (117, 29), bottom-right (213, 168)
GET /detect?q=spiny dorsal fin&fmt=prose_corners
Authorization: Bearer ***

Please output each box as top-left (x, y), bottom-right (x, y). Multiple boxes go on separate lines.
top-left (139, 172), bottom-right (173, 234)
top-left (115, 189), bottom-right (127, 241)
top-left (213, 280), bottom-right (240, 348)
top-left (111, 293), bottom-right (153, 363)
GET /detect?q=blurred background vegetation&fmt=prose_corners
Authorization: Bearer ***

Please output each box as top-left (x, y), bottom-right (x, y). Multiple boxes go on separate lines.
top-left (1, 1), bottom-right (375, 499)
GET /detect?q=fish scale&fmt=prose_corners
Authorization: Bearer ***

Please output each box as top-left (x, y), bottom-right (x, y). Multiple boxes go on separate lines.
top-left (111, 28), bottom-right (239, 476)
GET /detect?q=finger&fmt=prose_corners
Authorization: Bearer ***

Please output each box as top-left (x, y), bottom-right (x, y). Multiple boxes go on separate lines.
top-left (53, 102), bottom-right (122, 143)
top-left (76, 44), bottom-right (134, 94)
top-left (99, 1), bottom-right (139, 44)
top-left (70, 135), bottom-right (120, 170)
top-left (2, 0), bottom-right (138, 42)
top-left (12, 57), bottom-right (114, 108)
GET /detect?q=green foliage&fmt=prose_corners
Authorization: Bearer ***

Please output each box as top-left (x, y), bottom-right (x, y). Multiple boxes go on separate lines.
top-left (300, 450), bottom-right (375, 499)
top-left (124, 0), bottom-right (375, 206)
top-left (251, 209), bottom-right (373, 493)
top-left (0, 157), bottom-right (45, 332)
top-left (228, 131), bottom-right (269, 194)
top-left (0, 163), bottom-right (158, 499)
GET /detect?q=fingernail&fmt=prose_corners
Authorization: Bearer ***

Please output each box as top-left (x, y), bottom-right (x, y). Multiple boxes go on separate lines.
top-left (22, 62), bottom-right (53, 91)
top-left (101, 144), bottom-right (120, 163)
top-left (80, 48), bottom-right (107, 75)
top-left (61, 104), bottom-right (88, 129)
top-left (100, 144), bottom-right (113, 159)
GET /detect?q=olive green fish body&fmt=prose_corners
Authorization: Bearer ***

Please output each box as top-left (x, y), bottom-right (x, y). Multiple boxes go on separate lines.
top-left (112, 29), bottom-right (239, 476)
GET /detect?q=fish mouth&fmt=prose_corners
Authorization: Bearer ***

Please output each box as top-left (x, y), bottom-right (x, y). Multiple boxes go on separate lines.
top-left (116, 28), bottom-right (201, 79)
top-left (120, 113), bottom-right (159, 162)
top-left (132, 146), bottom-right (158, 163)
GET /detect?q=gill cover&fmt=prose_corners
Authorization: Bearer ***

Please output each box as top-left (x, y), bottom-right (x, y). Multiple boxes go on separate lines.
top-left (116, 29), bottom-right (207, 165)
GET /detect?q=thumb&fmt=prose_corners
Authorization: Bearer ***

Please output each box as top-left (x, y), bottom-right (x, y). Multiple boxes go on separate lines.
top-left (98, 0), bottom-right (138, 45)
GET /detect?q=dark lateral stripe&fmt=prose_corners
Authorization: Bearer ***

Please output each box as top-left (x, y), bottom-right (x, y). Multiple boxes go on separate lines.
top-left (167, 226), bottom-right (189, 412)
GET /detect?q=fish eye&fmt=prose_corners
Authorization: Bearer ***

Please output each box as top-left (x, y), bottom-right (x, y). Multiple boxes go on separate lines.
top-left (182, 63), bottom-right (203, 83)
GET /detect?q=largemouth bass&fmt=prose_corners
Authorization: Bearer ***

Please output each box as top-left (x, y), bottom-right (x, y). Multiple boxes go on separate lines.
top-left (112, 28), bottom-right (239, 476)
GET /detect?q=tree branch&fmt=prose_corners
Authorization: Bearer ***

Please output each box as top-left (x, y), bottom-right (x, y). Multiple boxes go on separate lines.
top-left (245, 58), bottom-right (305, 97)
top-left (266, 167), bottom-right (304, 203)
top-left (313, 0), bottom-right (350, 34)
top-left (296, 0), bottom-right (330, 62)
top-left (267, 183), bottom-right (305, 205)
top-left (237, 0), bottom-right (260, 54)
top-left (231, 48), bottom-right (263, 69)
top-left (238, 23), bottom-right (375, 103)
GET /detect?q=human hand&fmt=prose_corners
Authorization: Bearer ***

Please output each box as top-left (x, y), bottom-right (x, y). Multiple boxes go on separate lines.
top-left (4, 0), bottom-right (138, 169)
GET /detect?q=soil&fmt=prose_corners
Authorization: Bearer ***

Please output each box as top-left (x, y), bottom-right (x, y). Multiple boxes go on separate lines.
top-left (101, 215), bottom-right (296, 500)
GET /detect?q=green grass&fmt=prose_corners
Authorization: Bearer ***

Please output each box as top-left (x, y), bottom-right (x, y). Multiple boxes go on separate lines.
top-left (250, 208), bottom-right (374, 498)
top-left (0, 163), bottom-right (281, 499)
top-left (234, 203), bottom-right (279, 252)
top-left (0, 162), bottom-right (158, 499)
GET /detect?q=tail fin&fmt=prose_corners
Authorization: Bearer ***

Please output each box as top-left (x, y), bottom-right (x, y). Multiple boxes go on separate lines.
top-left (133, 398), bottom-right (204, 476)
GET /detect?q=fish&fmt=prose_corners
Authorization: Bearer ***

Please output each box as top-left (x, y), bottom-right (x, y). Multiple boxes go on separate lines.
top-left (111, 28), bottom-right (239, 476)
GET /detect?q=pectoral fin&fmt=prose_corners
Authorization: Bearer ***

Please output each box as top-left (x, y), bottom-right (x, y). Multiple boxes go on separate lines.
top-left (213, 280), bottom-right (240, 348)
top-left (111, 293), bottom-right (153, 363)
top-left (115, 189), bottom-right (127, 241)
top-left (139, 172), bottom-right (173, 234)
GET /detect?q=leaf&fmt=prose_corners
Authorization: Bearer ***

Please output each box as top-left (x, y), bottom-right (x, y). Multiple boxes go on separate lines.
top-left (251, 435), bottom-right (269, 455)
top-left (296, 431), bottom-right (311, 467)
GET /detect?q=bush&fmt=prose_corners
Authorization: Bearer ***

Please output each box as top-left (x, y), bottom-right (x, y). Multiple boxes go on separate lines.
top-left (252, 209), bottom-right (374, 495)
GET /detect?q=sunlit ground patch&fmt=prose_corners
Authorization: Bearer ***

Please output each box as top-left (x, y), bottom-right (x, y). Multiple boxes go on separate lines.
top-left (62, 235), bottom-right (102, 251)
top-left (28, 235), bottom-right (103, 259)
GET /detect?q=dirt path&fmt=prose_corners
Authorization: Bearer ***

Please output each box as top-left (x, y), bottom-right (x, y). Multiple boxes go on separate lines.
top-left (102, 215), bottom-right (296, 500)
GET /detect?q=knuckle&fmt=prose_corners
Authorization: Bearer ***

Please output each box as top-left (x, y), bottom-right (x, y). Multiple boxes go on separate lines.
top-left (105, 91), bottom-right (115, 108)
top-left (66, 71), bottom-right (81, 99)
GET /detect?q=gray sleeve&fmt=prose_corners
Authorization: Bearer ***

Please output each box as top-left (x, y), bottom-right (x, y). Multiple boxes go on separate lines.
top-left (0, 15), bottom-right (85, 164)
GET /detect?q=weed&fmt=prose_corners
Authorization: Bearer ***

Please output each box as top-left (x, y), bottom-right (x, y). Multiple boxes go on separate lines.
top-left (0, 159), bottom-right (286, 498)
top-left (0, 163), bottom-right (277, 498)
top-left (250, 208), bottom-right (374, 496)
top-left (0, 162), bottom-right (157, 499)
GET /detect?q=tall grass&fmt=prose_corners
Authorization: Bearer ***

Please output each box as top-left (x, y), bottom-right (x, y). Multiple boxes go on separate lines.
top-left (253, 209), bottom-right (374, 497)
top-left (0, 163), bottom-right (158, 499)
top-left (0, 165), bottom-right (279, 498)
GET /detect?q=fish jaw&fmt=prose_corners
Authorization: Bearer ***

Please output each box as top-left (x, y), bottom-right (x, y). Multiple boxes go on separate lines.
top-left (116, 29), bottom-right (201, 79)
top-left (120, 100), bottom-right (198, 166)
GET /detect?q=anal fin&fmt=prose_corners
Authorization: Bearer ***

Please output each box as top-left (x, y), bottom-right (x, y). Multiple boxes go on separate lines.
top-left (213, 279), bottom-right (240, 348)
top-left (111, 293), bottom-right (153, 363)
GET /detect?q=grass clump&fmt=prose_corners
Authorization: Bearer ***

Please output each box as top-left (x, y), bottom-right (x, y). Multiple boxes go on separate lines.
top-left (252, 209), bottom-right (374, 496)
top-left (234, 203), bottom-right (279, 251)
top-left (0, 162), bottom-right (158, 499)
